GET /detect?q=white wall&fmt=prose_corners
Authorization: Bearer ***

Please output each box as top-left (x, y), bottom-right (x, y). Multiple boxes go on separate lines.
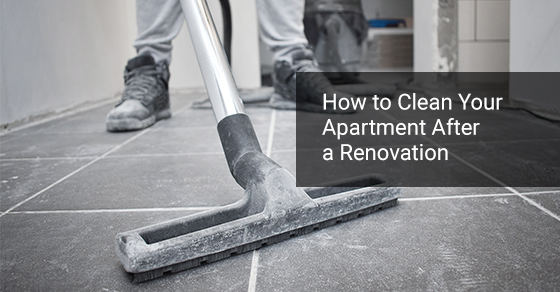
top-left (508, 0), bottom-right (560, 119)
top-left (0, 0), bottom-right (260, 128)
top-left (0, 0), bottom-right (136, 126)
top-left (166, 0), bottom-right (260, 89)
top-left (413, 0), bottom-right (438, 72)
top-left (509, 0), bottom-right (560, 72)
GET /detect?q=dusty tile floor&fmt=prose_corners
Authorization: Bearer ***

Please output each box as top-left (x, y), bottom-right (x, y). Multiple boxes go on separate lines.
top-left (1, 91), bottom-right (559, 291)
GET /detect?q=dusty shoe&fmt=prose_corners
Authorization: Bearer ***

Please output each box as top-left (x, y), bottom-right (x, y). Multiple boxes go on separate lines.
top-left (270, 47), bottom-right (354, 114)
top-left (106, 54), bottom-right (171, 132)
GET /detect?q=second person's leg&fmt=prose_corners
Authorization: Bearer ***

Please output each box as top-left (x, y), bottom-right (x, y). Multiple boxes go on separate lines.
top-left (256, 0), bottom-right (351, 112)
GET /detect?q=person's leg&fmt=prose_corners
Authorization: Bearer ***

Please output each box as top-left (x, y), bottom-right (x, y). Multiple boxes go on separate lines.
top-left (256, 0), bottom-right (308, 63)
top-left (256, 0), bottom-right (352, 113)
top-left (134, 0), bottom-right (185, 64)
top-left (106, 0), bottom-right (184, 132)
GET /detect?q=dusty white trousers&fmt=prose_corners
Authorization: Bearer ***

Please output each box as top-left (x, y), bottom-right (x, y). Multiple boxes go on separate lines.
top-left (133, 0), bottom-right (308, 64)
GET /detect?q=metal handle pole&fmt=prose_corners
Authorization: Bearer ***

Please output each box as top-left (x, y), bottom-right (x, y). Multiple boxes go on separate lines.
top-left (180, 0), bottom-right (245, 122)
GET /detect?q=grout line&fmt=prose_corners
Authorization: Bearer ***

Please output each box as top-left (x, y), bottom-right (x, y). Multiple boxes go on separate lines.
top-left (377, 109), bottom-right (399, 122)
top-left (5, 191), bottom-right (557, 215)
top-left (512, 190), bottom-right (560, 196)
top-left (0, 97), bottom-right (119, 136)
top-left (0, 102), bottom-right (196, 219)
top-left (431, 137), bottom-right (560, 147)
top-left (9, 206), bottom-right (216, 214)
top-left (247, 109), bottom-right (275, 292)
top-left (474, 0), bottom-right (477, 41)
top-left (265, 110), bottom-right (277, 157)
top-left (106, 151), bottom-right (224, 159)
top-left (0, 152), bottom-right (226, 162)
top-left (510, 191), bottom-right (560, 222)
top-left (421, 136), bottom-right (507, 187)
top-left (267, 148), bottom-right (294, 153)
top-left (171, 94), bottom-right (207, 116)
top-left (0, 156), bottom-right (98, 162)
top-left (247, 249), bottom-right (260, 292)
top-left (0, 128), bottom-right (153, 218)
top-left (6, 136), bottom-right (559, 162)
top-left (380, 110), bottom-right (560, 222)
top-left (421, 134), bottom-right (560, 222)
top-left (399, 193), bottom-right (517, 202)
top-left (149, 124), bottom-right (217, 130)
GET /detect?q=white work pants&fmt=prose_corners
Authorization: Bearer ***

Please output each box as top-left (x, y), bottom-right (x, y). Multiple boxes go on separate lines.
top-left (133, 0), bottom-right (308, 64)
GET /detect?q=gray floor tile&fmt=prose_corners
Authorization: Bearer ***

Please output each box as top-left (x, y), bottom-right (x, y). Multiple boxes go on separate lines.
top-left (108, 105), bottom-right (272, 157)
top-left (2, 87), bottom-right (559, 291)
top-left (272, 123), bottom-right (296, 151)
top-left (398, 186), bottom-right (510, 198)
top-left (245, 106), bottom-right (275, 126)
top-left (295, 149), bottom-right (501, 187)
top-left (0, 92), bottom-right (204, 156)
top-left (109, 126), bottom-right (225, 155)
top-left (16, 155), bottom-right (244, 211)
top-left (169, 92), bottom-right (208, 111)
top-left (296, 106), bottom-right (397, 126)
top-left (274, 109), bottom-right (296, 122)
top-left (158, 108), bottom-right (216, 129)
top-left (0, 132), bottom-right (25, 146)
top-left (447, 140), bottom-right (560, 187)
top-left (0, 103), bottom-right (116, 143)
top-left (383, 99), bottom-right (506, 122)
top-left (158, 106), bottom-right (272, 128)
top-left (526, 192), bottom-right (560, 215)
top-left (108, 124), bottom-right (270, 156)
top-left (273, 108), bottom-right (416, 151)
top-left (428, 115), bottom-right (560, 145)
top-left (0, 158), bottom-right (93, 211)
top-left (0, 211), bottom-right (251, 291)
top-left (298, 100), bottom-right (560, 150)
top-left (270, 150), bottom-right (296, 175)
top-left (184, 100), bottom-right (273, 126)
top-left (14, 104), bottom-right (115, 135)
top-left (255, 196), bottom-right (560, 291)
top-left (0, 131), bottom-right (137, 159)
top-left (270, 150), bottom-right (507, 198)
top-left (513, 187), bottom-right (560, 194)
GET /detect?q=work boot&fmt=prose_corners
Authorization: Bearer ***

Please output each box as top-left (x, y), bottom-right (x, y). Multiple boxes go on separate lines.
top-left (269, 47), bottom-right (354, 113)
top-left (106, 54), bottom-right (171, 132)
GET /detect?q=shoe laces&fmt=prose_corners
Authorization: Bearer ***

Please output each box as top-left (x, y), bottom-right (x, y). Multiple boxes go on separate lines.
top-left (121, 66), bottom-right (166, 103)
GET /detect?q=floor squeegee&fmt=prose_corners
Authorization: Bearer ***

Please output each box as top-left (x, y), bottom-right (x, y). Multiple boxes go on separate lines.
top-left (115, 0), bottom-right (400, 282)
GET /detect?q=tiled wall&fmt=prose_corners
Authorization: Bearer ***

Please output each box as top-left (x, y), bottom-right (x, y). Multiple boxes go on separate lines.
top-left (458, 0), bottom-right (510, 72)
